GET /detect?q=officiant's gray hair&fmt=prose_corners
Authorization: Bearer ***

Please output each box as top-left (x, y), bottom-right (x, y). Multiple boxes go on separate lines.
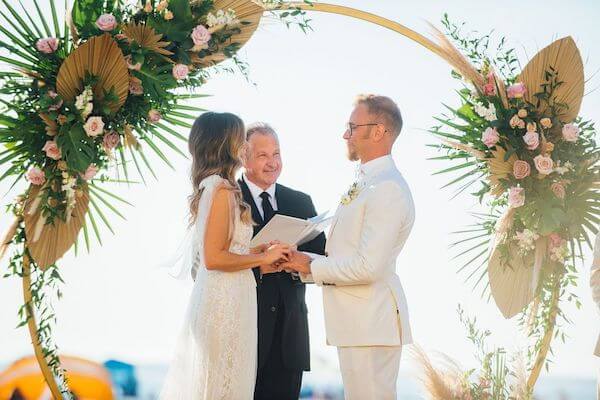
top-left (246, 122), bottom-right (279, 141)
top-left (355, 94), bottom-right (403, 137)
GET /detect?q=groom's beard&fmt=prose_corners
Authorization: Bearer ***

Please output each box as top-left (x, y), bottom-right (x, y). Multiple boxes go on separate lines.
top-left (346, 145), bottom-right (359, 161)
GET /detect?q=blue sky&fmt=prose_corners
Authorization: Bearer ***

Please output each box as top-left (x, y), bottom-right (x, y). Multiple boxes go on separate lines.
top-left (1, 0), bottom-right (599, 383)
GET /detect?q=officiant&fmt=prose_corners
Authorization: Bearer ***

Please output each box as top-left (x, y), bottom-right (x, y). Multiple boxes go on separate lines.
top-left (239, 122), bottom-right (326, 400)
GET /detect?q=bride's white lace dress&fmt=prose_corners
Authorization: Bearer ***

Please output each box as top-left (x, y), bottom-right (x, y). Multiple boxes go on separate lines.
top-left (160, 175), bottom-right (257, 400)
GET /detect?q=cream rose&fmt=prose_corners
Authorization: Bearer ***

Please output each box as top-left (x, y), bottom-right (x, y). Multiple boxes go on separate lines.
top-left (534, 154), bottom-right (554, 175)
top-left (513, 160), bottom-right (531, 179)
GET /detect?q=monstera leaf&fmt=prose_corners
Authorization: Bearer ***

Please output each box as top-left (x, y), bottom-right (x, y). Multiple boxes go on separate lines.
top-left (56, 124), bottom-right (96, 173)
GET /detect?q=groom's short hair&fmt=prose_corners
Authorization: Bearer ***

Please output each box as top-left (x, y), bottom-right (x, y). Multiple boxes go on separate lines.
top-left (246, 122), bottom-right (279, 141)
top-left (355, 94), bottom-right (403, 137)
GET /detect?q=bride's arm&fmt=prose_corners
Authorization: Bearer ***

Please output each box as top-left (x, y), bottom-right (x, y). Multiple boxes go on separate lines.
top-left (204, 187), bottom-right (288, 271)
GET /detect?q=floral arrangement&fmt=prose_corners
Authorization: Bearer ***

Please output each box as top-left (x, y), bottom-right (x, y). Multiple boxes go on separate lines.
top-left (0, 0), bottom-right (309, 396)
top-left (414, 306), bottom-right (531, 400)
top-left (423, 14), bottom-right (599, 396)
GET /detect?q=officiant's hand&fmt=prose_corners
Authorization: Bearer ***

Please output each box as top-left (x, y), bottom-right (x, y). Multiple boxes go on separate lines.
top-left (280, 250), bottom-right (311, 274)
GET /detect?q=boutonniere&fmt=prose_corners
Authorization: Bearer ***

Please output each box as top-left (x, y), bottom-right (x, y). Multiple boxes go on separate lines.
top-left (340, 181), bottom-right (362, 205)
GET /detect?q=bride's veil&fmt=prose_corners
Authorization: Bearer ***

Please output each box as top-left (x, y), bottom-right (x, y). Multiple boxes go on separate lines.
top-left (159, 174), bottom-right (224, 399)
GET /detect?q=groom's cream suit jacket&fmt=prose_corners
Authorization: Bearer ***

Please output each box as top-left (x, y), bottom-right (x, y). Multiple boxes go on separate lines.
top-left (308, 155), bottom-right (414, 347)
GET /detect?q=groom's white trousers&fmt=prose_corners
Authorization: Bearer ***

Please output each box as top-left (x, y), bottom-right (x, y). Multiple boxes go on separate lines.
top-left (337, 345), bottom-right (402, 400)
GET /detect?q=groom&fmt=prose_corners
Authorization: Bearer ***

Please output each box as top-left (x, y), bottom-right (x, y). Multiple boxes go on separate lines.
top-left (239, 122), bottom-right (326, 400)
top-left (282, 94), bottom-right (415, 399)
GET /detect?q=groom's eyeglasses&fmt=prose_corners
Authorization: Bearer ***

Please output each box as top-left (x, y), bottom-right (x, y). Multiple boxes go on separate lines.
top-left (345, 122), bottom-right (383, 137)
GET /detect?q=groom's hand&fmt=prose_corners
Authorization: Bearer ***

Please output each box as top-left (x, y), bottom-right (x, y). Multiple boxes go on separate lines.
top-left (280, 250), bottom-right (311, 274)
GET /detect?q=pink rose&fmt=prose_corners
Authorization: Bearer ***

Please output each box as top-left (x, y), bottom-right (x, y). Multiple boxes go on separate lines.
top-left (508, 186), bottom-right (525, 208)
top-left (148, 109), bottom-right (161, 123)
top-left (548, 233), bottom-right (564, 248)
top-left (513, 160), bottom-right (531, 179)
top-left (534, 154), bottom-right (554, 175)
top-left (129, 78), bottom-right (144, 95)
top-left (96, 14), bottom-right (118, 31)
top-left (507, 82), bottom-right (527, 99)
top-left (125, 55), bottom-right (142, 71)
top-left (172, 64), bottom-right (189, 80)
top-left (551, 182), bottom-right (565, 199)
top-left (84, 116), bottom-right (105, 137)
top-left (42, 140), bottom-right (61, 160)
top-left (482, 127), bottom-right (499, 148)
top-left (523, 131), bottom-right (539, 151)
top-left (103, 131), bottom-right (120, 150)
top-left (26, 167), bottom-right (46, 185)
top-left (81, 163), bottom-right (98, 181)
top-left (483, 72), bottom-right (496, 96)
top-left (36, 38), bottom-right (59, 54)
top-left (191, 25), bottom-right (212, 48)
top-left (561, 123), bottom-right (579, 142)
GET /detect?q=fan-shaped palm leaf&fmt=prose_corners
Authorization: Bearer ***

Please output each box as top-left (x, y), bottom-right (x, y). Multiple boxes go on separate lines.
top-left (56, 34), bottom-right (129, 113)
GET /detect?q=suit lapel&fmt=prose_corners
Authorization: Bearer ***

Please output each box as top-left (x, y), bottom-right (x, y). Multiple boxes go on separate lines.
top-left (274, 184), bottom-right (291, 216)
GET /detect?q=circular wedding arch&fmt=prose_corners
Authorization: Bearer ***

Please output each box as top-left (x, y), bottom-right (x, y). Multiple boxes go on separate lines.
top-left (3, 2), bottom-right (587, 398)
top-left (20, 4), bottom-right (452, 397)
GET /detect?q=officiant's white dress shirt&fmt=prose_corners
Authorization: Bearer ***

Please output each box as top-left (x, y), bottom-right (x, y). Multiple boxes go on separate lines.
top-left (242, 174), bottom-right (277, 219)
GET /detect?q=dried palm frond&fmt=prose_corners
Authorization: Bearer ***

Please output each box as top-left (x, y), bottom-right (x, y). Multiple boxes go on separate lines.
top-left (442, 139), bottom-right (486, 159)
top-left (194, 0), bottom-right (263, 67)
top-left (518, 36), bottom-right (584, 123)
top-left (489, 66), bottom-right (509, 108)
top-left (23, 185), bottom-right (89, 270)
top-left (488, 234), bottom-right (535, 319)
top-left (38, 113), bottom-right (58, 136)
top-left (56, 34), bottom-right (129, 113)
top-left (429, 23), bottom-right (485, 93)
top-left (121, 22), bottom-right (173, 56)
top-left (123, 124), bottom-right (139, 149)
top-left (487, 146), bottom-right (517, 198)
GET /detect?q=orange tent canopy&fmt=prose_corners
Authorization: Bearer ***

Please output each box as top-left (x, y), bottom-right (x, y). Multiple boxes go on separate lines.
top-left (0, 355), bottom-right (113, 400)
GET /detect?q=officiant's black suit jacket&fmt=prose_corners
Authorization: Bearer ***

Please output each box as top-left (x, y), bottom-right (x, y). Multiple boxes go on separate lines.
top-left (239, 178), bottom-right (326, 371)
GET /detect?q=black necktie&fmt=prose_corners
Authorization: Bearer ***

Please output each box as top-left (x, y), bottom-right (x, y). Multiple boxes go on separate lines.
top-left (260, 192), bottom-right (275, 224)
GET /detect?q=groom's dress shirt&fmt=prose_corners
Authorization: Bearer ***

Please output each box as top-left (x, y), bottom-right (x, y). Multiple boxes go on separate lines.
top-left (307, 155), bottom-right (415, 346)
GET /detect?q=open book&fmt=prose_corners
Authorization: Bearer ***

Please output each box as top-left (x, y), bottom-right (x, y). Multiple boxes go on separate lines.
top-left (250, 210), bottom-right (334, 247)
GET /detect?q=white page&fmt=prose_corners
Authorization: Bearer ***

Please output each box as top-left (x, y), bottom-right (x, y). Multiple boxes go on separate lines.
top-left (250, 214), bottom-right (312, 247)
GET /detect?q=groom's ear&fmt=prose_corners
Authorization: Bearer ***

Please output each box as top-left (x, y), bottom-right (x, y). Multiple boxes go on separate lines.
top-left (372, 124), bottom-right (387, 142)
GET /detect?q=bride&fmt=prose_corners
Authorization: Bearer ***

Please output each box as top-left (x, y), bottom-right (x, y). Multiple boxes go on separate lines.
top-left (160, 112), bottom-right (291, 399)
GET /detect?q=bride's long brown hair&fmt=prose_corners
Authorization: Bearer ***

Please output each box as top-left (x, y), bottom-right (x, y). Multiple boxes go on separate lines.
top-left (188, 112), bottom-right (252, 226)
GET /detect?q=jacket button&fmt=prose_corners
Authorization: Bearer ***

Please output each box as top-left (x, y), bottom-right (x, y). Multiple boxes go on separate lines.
top-left (270, 306), bottom-right (277, 312)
